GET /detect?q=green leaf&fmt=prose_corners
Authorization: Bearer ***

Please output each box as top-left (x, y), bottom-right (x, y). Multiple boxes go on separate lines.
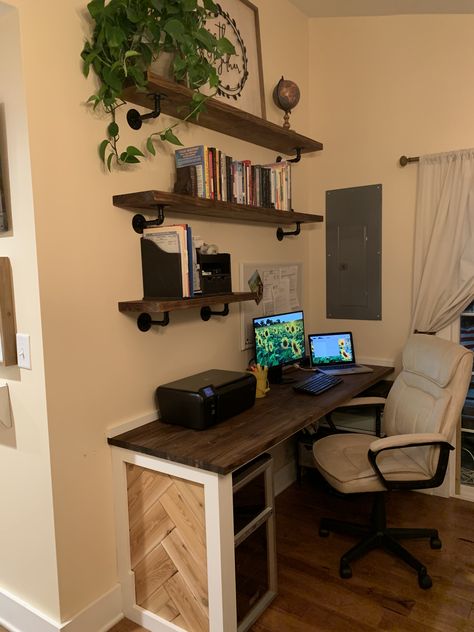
top-left (191, 91), bottom-right (207, 104)
top-left (107, 152), bottom-right (115, 172)
top-left (146, 137), bottom-right (156, 156)
top-left (208, 66), bottom-right (219, 88)
top-left (126, 6), bottom-right (141, 24)
top-left (99, 139), bottom-right (109, 163)
top-left (87, 0), bottom-right (105, 20)
top-left (195, 28), bottom-right (216, 52)
top-left (102, 66), bottom-right (123, 93)
top-left (150, 0), bottom-right (164, 9)
top-left (125, 145), bottom-right (145, 157)
top-left (163, 129), bottom-right (183, 146)
top-left (216, 37), bottom-right (235, 56)
top-left (202, 0), bottom-right (218, 12)
top-left (123, 155), bottom-right (140, 163)
top-left (105, 24), bottom-right (125, 48)
top-left (163, 18), bottom-right (186, 42)
top-left (182, 0), bottom-right (198, 10)
top-left (124, 50), bottom-right (141, 60)
top-left (107, 121), bottom-right (119, 137)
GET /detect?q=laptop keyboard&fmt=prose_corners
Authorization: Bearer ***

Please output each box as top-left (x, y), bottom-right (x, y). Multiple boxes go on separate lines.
top-left (293, 371), bottom-right (343, 396)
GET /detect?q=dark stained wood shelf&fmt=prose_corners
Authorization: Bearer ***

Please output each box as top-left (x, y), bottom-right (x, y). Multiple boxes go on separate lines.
top-left (113, 190), bottom-right (323, 226)
top-left (108, 365), bottom-right (393, 474)
top-left (122, 72), bottom-right (323, 157)
top-left (118, 292), bottom-right (256, 314)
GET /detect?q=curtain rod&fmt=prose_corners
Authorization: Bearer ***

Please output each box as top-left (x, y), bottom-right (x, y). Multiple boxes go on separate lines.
top-left (399, 155), bottom-right (420, 167)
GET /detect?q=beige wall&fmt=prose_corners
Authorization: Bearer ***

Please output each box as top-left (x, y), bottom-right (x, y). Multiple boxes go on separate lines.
top-left (306, 14), bottom-right (474, 369)
top-left (0, 0), bottom-right (313, 622)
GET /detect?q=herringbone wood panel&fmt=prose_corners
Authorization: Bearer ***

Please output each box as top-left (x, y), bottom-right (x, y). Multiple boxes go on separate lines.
top-left (111, 478), bottom-right (474, 632)
top-left (126, 464), bottom-right (208, 632)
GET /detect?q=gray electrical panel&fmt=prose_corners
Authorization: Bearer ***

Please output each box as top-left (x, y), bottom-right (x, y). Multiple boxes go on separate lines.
top-left (326, 184), bottom-right (382, 320)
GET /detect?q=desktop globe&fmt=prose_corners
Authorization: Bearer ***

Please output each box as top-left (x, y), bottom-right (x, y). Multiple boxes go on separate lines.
top-left (273, 76), bottom-right (301, 129)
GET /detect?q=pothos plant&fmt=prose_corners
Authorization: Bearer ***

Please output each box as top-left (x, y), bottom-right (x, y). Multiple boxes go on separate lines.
top-left (81, 0), bottom-right (235, 170)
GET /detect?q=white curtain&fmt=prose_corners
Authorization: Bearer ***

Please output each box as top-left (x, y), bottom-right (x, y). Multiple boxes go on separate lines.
top-left (411, 149), bottom-right (474, 333)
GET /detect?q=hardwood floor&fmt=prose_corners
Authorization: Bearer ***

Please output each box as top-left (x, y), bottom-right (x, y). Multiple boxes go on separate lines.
top-left (108, 477), bottom-right (474, 632)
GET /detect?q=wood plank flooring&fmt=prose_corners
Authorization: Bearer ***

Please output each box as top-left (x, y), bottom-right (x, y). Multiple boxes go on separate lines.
top-left (109, 476), bottom-right (474, 632)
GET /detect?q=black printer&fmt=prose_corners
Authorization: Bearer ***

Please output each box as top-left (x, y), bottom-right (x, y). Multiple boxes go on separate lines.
top-left (156, 369), bottom-right (257, 430)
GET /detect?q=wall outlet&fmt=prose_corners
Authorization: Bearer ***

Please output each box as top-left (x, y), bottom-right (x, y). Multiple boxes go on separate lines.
top-left (16, 333), bottom-right (31, 369)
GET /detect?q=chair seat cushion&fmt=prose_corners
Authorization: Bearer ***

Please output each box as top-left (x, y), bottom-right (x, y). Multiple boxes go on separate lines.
top-left (313, 433), bottom-right (433, 494)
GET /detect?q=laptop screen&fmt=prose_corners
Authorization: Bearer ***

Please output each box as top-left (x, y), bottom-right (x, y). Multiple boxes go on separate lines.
top-left (308, 332), bottom-right (355, 367)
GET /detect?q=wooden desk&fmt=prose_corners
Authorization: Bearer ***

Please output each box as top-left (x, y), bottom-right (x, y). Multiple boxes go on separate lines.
top-left (108, 365), bottom-right (393, 632)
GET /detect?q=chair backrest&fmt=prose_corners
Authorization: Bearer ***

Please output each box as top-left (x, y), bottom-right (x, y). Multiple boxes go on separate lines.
top-left (384, 334), bottom-right (473, 442)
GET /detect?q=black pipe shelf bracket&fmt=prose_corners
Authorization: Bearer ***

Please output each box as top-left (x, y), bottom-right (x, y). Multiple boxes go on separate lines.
top-left (276, 146), bottom-right (302, 164)
top-left (200, 304), bottom-right (230, 321)
top-left (132, 204), bottom-right (166, 234)
top-left (277, 222), bottom-right (301, 241)
top-left (127, 93), bottom-right (164, 130)
top-left (137, 312), bottom-right (170, 332)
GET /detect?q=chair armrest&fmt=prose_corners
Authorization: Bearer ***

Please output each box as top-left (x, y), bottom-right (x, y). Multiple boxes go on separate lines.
top-left (368, 432), bottom-right (454, 491)
top-left (337, 396), bottom-right (386, 408)
top-left (369, 432), bottom-right (448, 452)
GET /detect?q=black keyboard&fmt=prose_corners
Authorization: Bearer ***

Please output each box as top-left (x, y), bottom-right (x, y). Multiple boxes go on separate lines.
top-left (293, 371), bottom-right (343, 395)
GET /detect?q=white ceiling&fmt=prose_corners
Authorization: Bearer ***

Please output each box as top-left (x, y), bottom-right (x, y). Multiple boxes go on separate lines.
top-left (288, 0), bottom-right (474, 17)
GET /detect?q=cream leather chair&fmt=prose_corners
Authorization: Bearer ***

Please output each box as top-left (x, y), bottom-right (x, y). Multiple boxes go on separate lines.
top-left (313, 334), bottom-right (473, 589)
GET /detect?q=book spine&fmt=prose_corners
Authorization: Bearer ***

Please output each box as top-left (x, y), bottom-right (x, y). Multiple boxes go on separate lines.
top-left (208, 148), bottom-right (215, 200)
top-left (226, 156), bottom-right (233, 202)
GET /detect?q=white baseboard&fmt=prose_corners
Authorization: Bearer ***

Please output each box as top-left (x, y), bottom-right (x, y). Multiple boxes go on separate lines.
top-left (0, 584), bottom-right (123, 632)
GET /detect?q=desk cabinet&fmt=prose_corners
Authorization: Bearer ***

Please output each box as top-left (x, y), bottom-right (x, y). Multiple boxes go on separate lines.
top-left (111, 449), bottom-right (277, 632)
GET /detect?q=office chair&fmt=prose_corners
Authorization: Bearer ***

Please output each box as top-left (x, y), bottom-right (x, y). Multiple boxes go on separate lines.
top-left (313, 334), bottom-right (473, 588)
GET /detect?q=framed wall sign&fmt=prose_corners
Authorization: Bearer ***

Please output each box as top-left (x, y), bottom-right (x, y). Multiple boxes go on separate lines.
top-left (0, 257), bottom-right (16, 366)
top-left (206, 0), bottom-right (266, 119)
top-left (0, 106), bottom-right (8, 232)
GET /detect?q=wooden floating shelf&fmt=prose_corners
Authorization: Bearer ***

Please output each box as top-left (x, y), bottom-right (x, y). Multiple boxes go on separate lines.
top-left (113, 190), bottom-right (323, 226)
top-left (122, 73), bottom-right (323, 157)
top-left (118, 292), bottom-right (256, 314)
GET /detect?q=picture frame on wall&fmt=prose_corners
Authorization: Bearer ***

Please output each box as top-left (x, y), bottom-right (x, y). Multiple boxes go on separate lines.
top-left (206, 0), bottom-right (266, 119)
top-left (0, 105), bottom-right (9, 232)
top-left (0, 155), bottom-right (7, 232)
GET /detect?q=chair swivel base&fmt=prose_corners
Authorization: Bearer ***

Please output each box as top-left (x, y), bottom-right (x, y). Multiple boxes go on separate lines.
top-left (319, 497), bottom-right (441, 589)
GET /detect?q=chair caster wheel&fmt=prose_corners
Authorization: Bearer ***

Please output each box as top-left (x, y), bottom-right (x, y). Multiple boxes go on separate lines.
top-left (430, 537), bottom-right (442, 550)
top-left (418, 569), bottom-right (432, 589)
top-left (319, 528), bottom-right (330, 537)
top-left (340, 561), bottom-right (352, 579)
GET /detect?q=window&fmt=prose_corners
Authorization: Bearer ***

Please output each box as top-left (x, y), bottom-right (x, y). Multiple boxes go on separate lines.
top-left (460, 301), bottom-right (474, 486)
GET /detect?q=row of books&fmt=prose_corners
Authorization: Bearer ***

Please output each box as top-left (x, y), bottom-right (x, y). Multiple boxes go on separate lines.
top-left (142, 223), bottom-right (200, 297)
top-left (174, 145), bottom-right (292, 211)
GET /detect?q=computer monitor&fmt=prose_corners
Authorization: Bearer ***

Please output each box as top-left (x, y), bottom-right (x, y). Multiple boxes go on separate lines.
top-left (252, 310), bottom-right (305, 383)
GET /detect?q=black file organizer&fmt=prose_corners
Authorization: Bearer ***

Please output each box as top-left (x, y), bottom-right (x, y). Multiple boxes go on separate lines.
top-left (141, 237), bottom-right (183, 299)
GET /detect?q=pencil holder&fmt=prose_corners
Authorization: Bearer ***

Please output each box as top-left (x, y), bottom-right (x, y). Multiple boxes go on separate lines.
top-left (255, 366), bottom-right (270, 398)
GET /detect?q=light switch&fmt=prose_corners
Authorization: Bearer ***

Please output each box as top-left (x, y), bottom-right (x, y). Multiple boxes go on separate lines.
top-left (16, 333), bottom-right (31, 369)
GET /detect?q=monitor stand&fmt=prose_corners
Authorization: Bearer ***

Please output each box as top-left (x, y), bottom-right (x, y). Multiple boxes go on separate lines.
top-left (267, 366), bottom-right (296, 385)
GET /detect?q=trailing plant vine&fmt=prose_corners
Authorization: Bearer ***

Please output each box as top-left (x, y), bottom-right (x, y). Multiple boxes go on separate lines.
top-left (81, 0), bottom-right (234, 170)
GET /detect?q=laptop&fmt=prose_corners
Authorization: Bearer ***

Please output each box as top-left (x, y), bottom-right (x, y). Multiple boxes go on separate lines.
top-left (307, 331), bottom-right (373, 375)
